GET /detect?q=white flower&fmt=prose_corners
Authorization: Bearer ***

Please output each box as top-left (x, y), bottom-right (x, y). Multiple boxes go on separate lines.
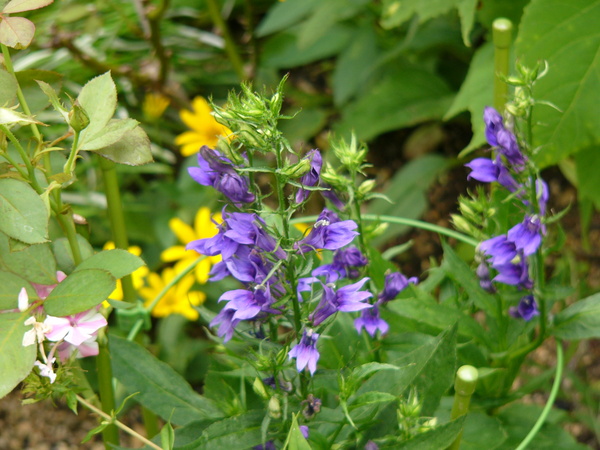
top-left (18, 287), bottom-right (29, 311)
top-left (22, 317), bottom-right (51, 347)
top-left (34, 359), bottom-right (57, 383)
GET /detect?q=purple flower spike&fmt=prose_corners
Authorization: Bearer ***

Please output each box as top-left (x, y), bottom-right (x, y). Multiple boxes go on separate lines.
top-left (296, 149), bottom-right (322, 204)
top-left (288, 329), bottom-right (320, 375)
top-left (295, 209), bottom-right (358, 253)
top-left (509, 295), bottom-right (539, 321)
top-left (536, 179), bottom-right (549, 216)
top-left (210, 308), bottom-right (240, 342)
top-left (354, 304), bottom-right (389, 337)
top-left (379, 272), bottom-right (417, 303)
top-left (465, 158), bottom-right (499, 183)
top-left (479, 235), bottom-right (517, 265)
top-left (219, 286), bottom-right (277, 321)
top-left (496, 129), bottom-right (527, 170)
top-left (484, 106), bottom-right (504, 147)
top-left (300, 426), bottom-right (309, 439)
top-left (492, 256), bottom-right (532, 289)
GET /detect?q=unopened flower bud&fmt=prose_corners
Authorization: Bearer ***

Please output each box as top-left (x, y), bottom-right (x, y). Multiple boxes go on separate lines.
top-left (253, 378), bottom-right (269, 400)
top-left (281, 158), bottom-right (311, 178)
top-left (268, 396), bottom-right (281, 419)
top-left (68, 102), bottom-right (90, 132)
top-left (357, 179), bottom-right (376, 196)
top-left (451, 214), bottom-right (475, 236)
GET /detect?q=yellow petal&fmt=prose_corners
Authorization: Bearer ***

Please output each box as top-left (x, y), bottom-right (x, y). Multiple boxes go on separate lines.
top-left (175, 130), bottom-right (203, 146)
top-left (194, 259), bottom-right (212, 284)
top-left (103, 241), bottom-right (116, 250)
top-left (169, 217), bottom-right (197, 244)
top-left (161, 245), bottom-right (188, 262)
top-left (181, 143), bottom-right (203, 157)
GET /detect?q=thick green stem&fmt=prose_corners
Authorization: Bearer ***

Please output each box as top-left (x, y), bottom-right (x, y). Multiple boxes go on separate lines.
top-left (98, 156), bottom-right (136, 303)
top-left (492, 19), bottom-right (512, 113)
top-left (515, 340), bottom-right (564, 450)
top-left (96, 341), bottom-right (120, 448)
top-left (206, 0), bottom-right (246, 81)
top-left (448, 365), bottom-right (479, 450)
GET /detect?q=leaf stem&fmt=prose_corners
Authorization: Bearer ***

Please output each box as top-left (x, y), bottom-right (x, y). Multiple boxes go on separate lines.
top-left (76, 395), bottom-right (162, 449)
top-left (515, 340), bottom-right (564, 450)
top-left (95, 341), bottom-right (120, 448)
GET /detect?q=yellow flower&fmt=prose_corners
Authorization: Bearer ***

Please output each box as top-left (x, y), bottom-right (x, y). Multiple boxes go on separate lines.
top-left (102, 242), bottom-right (149, 307)
top-left (142, 92), bottom-right (170, 121)
top-left (139, 267), bottom-right (205, 320)
top-left (161, 207), bottom-right (222, 284)
top-left (175, 96), bottom-right (232, 157)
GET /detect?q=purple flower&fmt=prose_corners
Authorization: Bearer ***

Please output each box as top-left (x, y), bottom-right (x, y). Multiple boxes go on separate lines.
top-left (322, 183), bottom-right (345, 209)
top-left (354, 304), bottom-right (389, 337)
top-left (210, 308), bottom-right (240, 342)
top-left (492, 256), bottom-right (532, 289)
top-left (379, 272), bottom-right (417, 303)
top-left (253, 442), bottom-right (276, 450)
top-left (312, 246), bottom-right (368, 282)
top-left (310, 278), bottom-right (372, 326)
top-left (188, 146), bottom-right (255, 204)
top-left (295, 209), bottom-right (358, 253)
top-left (479, 235), bottom-right (517, 265)
top-left (496, 128), bottom-right (527, 170)
top-left (300, 425), bottom-right (309, 439)
top-left (288, 329), bottom-right (320, 375)
top-left (509, 295), bottom-right (539, 321)
top-left (507, 215), bottom-right (542, 256)
top-left (219, 286), bottom-right (278, 321)
top-left (365, 441), bottom-right (379, 450)
top-left (476, 260), bottom-right (496, 293)
top-left (465, 157), bottom-right (519, 192)
top-left (296, 149), bottom-right (322, 203)
top-left (537, 179), bottom-right (549, 216)
top-left (484, 106), bottom-right (504, 147)
top-left (297, 276), bottom-right (319, 302)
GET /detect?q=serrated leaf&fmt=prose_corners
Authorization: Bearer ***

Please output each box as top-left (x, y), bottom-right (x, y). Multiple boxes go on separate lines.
top-left (0, 68), bottom-right (17, 106)
top-left (80, 118), bottom-right (139, 151)
top-left (76, 249), bottom-right (144, 279)
top-left (77, 72), bottom-right (117, 144)
top-left (94, 124), bottom-right (153, 166)
top-left (35, 80), bottom-right (68, 121)
top-left (444, 42), bottom-right (494, 156)
top-left (52, 235), bottom-right (94, 274)
top-left (2, 0), bottom-right (53, 13)
top-left (516, 0), bottom-right (600, 168)
top-left (552, 293), bottom-right (600, 340)
top-left (0, 232), bottom-right (56, 284)
top-left (0, 106), bottom-right (41, 125)
top-left (0, 178), bottom-right (49, 244)
top-left (0, 16), bottom-right (34, 49)
top-left (43, 269), bottom-right (115, 316)
top-left (109, 335), bottom-right (224, 426)
top-left (0, 312), bottom-right (37, 399)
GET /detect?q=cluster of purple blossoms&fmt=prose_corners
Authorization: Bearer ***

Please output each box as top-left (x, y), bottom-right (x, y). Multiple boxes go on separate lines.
top-left (187, 210), bottom-right (286, 341)
top-left (466, 107), bottom-right (547, 320)
top-left (189, 146), bottom-right (255, 204)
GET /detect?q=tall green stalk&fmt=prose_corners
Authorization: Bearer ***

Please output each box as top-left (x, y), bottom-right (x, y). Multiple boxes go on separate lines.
top-left (492, 18), bottom-right (512, 113)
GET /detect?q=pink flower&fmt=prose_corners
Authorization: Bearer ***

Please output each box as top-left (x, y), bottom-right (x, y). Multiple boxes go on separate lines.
top-left (44, 307), bottom-right (107, 347)
top-left (57, 338), bottom-right (99, 361)
top-left (31, 271), bottom-right (67, 300)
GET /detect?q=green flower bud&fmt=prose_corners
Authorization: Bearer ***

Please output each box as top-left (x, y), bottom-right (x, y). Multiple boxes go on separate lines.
top-left (281, 158), bottom-right (311, 178)
top-left (357, 179), bottom-right (376, 196)
top-left (268, 396), bottom-right (281, 419)
top-left (252, 378), bottom-right (269, 400)
top-left (451, 214), bottom-right (475, 236)
top-left (68, 102), bottom-right (90, 132)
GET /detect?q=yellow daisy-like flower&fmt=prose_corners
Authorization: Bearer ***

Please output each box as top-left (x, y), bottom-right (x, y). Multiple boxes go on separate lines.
top-left (102, 242), bottom-right (150, 307)
top-left (142, 92), bottom-right (170, 121)
top-left (175, 96), bottom-right (232, 157)
top-left (139, 267), bottom-right (205, 320)
top-left (161, 207), bottom-right (222, 284)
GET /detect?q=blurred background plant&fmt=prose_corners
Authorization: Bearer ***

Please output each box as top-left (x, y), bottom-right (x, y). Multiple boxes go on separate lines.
top-left (3, 0), bottom-right (600, 447)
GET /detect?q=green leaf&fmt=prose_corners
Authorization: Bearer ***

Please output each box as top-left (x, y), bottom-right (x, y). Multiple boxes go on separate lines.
top-left (380, 0), bottom-right (478, 46)
top-left (349, 391), bottom-right (397, 410)
top-left (575, 145), bottom-right (600, 208)
top-left (0, 312), bottom-right (37, 399)
top-left (80, 118), bottom-right (139, 151)
top-left (0, 68), bottom-right (17, 106)
top-left (552, 293), bottom-right (600, 340)
top-left (398, 416), bottom-right (466, 449)
top-left (160, 422), bottom-right (175, 450)
top-left (460, 412), bottom-right (507, 450)
top-left (76, 249), bottom-right (144, 280)
top-left (0, 178), bottom-right (48, 244)
top-left (0, 270), bottom-right (33, 309)
top-left (52, 235), bottom-right (94, 273)
top-left (255, 0), bottom-right (320, 37)
top-left (0, 106), bottom-right (41, 125)
top-left (284, 414), bottom-right (311, 450)
top-left (2, 0), bottom-right (53, 14)
top-left (260, 24), bottom-right (352, 69)
top-left (196, 410), bottom-right (265, 449)
top-left (36, 80), bottom-right (68, 120)
top-left (16, 70), bottom-right (63, 114)
top-left (0, 16), bottom-right (35, 49)
top-left (77, 72), bottom-right (117, 145)
top-left (43, 269), bottom-right (115, 316)
top-left (444, 42), bottom-right (494, 156)
top-left (367, 155), bottom-right (449, 245)
top-left (109, 334), bottom-right (224, 426)
top-left (0, 232), bottom-right (56, 284)
top-left (516, 0), bottom-right (600, 168)
top-left (94, 124), bottom-right (153, 166)
top-left (335, 64), bottom-right (453, 141)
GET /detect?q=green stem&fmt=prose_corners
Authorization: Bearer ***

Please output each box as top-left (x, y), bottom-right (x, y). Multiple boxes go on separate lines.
top-left (492, 18), bottom-right (512, 113)
top-left (147, 0), bottom-right (171, 86)
top-left (289, 214), bottom-right (479, 247)
top-left (1, 44), bottom-right (43, 142)
top-left (96, 341), bottom-right (120, 448)
top-left (449, 365), bottom-right (479, 450)
top-left (205, 0), bottom-right (246, 81)
top-left (64, 131), bottom-right (80, 175)
top-left (98, 156), bottom-right (136, 303)
top-left (515, 340), bottom-right (564, 450)
top-left (0, 148), bottom-right (28, 178)
top-left (76, 395), bottom-right (162, 449)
